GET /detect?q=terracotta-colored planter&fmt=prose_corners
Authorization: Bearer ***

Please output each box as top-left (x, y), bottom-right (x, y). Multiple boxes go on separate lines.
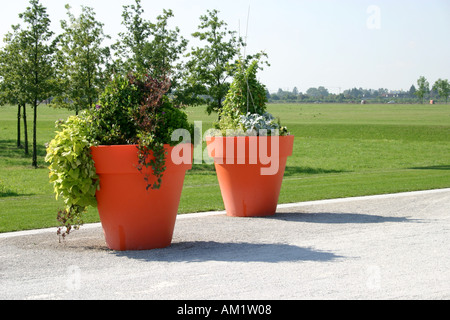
top-left (206, 135), bottom-right (294, 217)
top-left (90, 144), bottom-right (192, 251)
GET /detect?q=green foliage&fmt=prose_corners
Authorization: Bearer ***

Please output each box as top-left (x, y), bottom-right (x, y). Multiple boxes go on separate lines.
top-left (185, 9), bottom-right (244, 115)
top-left (415, 76), bottom-right (430, 104)
top-left (0, 26), bottom-right (28, 107)
top-left (113, 1), bottom-right (187, 80)
top-left (45, 112), bottom-right (99, 238)
top-left (4, 0), bottom-right (58, 168)
top-left (112, 0), bottom-right (188, 107)
top-left (223, 59), bottom-right (268, 116)
top-left (214, 58), bottom-right (288, 136)
top-left (89, 74), bottom-right (141, 145)
top-left (114, 0), bottom-right (150, 73)
top-left (53, 4), bottom-right (111, 114)
top-left (90, 72), bottom-right (193, 147)
top-left (132, 74), bottom-right (194, 189)
top-left (0, 26), bottom-right (31, 155)
top-left (146, 9), bottom-right (188, 82)
top-left (45, 71), bottom-right (193, 234)
top-left (17, 0), bottom-right (57, 104)
top-left (433, 79), bottom-right (450, 103)
top-left (158, 102), bottom-right (194, 145)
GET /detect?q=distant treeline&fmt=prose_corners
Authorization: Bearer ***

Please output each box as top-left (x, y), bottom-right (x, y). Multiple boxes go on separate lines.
top-left (268, 77), bottom-right (450, 104)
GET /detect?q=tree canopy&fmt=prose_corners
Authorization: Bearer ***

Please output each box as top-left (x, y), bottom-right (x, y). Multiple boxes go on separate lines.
top-left (54, 4), bottom-right (110, 115)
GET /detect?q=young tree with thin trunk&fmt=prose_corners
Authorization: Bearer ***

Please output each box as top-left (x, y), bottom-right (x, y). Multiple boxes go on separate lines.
top-left (0, 25), bottom-right (29, 154)
top-left (113, 0), bottom-right (187, 82)
top-left (54, 4), bottom-right (111, 115)
top-left (415, 76), bottom-right (430, 104)
top-left (433, 79), bottom-right (450, 104)
top-left (17, 0), bottom-right (57, 168)
top-left (185, 9), bottom-right (244, 116)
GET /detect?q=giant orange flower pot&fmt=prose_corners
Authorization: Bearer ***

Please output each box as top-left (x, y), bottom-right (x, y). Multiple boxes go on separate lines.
top-left (90, 144), bottom-right (192, 251)
top-left (206, 135), bottom-right (294, 217)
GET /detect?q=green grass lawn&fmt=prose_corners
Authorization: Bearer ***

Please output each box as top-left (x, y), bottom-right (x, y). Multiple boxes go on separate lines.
top-left (1, 103), bottom-right (449, 233)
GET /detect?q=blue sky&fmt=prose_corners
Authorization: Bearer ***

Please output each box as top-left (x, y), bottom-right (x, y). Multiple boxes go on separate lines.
top-left (1, 0), bottom-right (449, 93)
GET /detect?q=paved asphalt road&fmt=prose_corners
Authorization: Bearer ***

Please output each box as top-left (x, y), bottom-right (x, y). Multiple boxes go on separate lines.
top-left (1, 189), bottom-right (449, 300)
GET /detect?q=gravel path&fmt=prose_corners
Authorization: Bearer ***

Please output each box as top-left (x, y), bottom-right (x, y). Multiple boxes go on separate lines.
top-left (1, 189), bottom-right (449, 300)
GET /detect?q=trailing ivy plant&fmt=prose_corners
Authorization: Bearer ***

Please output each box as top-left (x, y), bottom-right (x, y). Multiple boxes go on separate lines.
top-left (46, 70), bottom-right (193, 238)
top-left (45, 112), bottom-right (99, 240)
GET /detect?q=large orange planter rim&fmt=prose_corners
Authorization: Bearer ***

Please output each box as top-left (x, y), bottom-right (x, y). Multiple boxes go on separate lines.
top-left (90, 143), bottom-right (193, 174)
top-left (205, 135), bottom-right (294, 160)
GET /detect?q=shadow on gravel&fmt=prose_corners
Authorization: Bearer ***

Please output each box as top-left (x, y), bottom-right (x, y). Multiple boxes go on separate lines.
top-left (109, 212), bottom-right (419, 262)
top-left (114, 241), bottom-right (343, 264)
top-left (270, 212), bottom-right (419, 224)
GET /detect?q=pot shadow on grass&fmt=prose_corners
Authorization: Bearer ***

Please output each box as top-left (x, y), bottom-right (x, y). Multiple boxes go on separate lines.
top-left (113, 241), bottom-right (342, 264)
top-left (0, 140), bottom-right (27, 159)
top-left (0, 190), bottom-right (22, 198)
top-left (283, 166), bottom-right (349, 176)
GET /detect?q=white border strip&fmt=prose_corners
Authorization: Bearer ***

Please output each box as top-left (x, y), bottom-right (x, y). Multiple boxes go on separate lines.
top-left (1, 188), bottom-right (449, 239)
top-left (277, 188), bottom-right (450, 209)
top-left (0, 222), bottom-right (102, 239)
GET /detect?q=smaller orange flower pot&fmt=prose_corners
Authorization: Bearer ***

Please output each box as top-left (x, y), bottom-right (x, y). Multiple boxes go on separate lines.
top-left (91, 144), bottom-right (192, 251)
top-left (206, 135), bottom-right (294, 217)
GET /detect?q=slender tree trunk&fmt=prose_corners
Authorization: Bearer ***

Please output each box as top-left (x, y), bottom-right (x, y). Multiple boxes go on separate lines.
top-left (217, 97), bottom-right (222, 111)
top-left (23, 104), bottom-right (29, 156)
top-left (32, 33), bottom-right (39, 168)
top-left (87, 46), bottom-right (93, 111)
top-left (32, 101), bottom-right (37, 168)
top-left (17, 104), bottom-right (22, 148)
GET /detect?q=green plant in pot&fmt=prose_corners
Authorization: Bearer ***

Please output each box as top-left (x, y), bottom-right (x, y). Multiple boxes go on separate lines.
top-left (46, 71), bottom-right (194, 251)
top-left (206, 58), bottom-right (294, 217)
